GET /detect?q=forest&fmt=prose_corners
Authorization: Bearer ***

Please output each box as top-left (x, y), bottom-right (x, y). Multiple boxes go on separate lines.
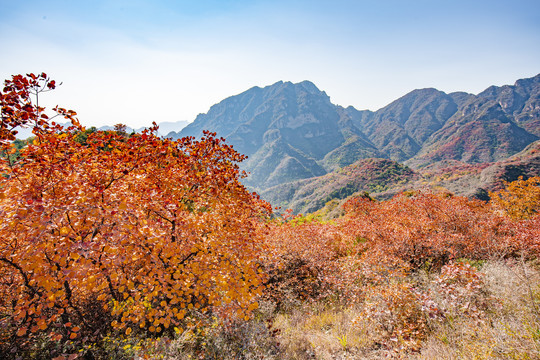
top-left (2, 74), bottom-right (540, 359)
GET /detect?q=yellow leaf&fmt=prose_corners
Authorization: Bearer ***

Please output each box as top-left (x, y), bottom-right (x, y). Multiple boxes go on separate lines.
top-left (248, 301), bottom-right (259, 311)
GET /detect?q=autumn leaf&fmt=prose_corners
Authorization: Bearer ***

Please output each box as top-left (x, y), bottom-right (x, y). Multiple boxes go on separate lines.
top-left (16, 327), bottom-right (28, 337)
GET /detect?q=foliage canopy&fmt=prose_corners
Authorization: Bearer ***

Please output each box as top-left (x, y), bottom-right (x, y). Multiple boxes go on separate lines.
top-left (0, 74), bottom-right (271, 353)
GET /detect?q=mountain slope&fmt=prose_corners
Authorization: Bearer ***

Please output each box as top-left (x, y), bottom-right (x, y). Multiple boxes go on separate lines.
top-left (407, 97), bottom-right (539, 168)
top-left (477, 74), bottom-right (540, 136)
top-left (264, 140), bottom-right (540, 215)
top-left (348, 88), bottom-right (460, 161)
top-left (417, 139), bottom-right (540, 199)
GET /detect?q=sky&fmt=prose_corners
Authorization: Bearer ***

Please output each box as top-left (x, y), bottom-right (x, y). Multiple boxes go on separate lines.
top-left (1, 0), bottom-right (539, 128)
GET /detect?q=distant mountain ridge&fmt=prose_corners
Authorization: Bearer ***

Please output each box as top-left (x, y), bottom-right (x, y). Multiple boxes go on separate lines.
top-left (14, 120), bottom-right (190, 139)
top-left (97, 120), bottom-right (189, 137)
top-left (171, 74), bottom-right (539, 199)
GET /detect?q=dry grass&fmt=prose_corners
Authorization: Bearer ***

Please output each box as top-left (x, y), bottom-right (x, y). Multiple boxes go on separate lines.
top-left (130, 260), bottom-right (540, 359)
top-left (272, 305), bottom-right (374, 359)
top-left (418, 260), bottom-right (540, 360)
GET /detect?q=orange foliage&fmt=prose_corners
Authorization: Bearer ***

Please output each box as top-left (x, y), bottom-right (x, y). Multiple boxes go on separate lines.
top-left (339, 192), bottom-right (534, 268)
top-left (262, 192), bottom-right (540, 307)
top-left (0, 72), bottom-right (76, 144)
top-left (262, 219), bottom-right (347, 308)
top-left (490, 176), bottom-right (540, 219)
top-left (262, 192), bottom-right (540, 352)
top-left (0, 74), bottom-right (271, 349)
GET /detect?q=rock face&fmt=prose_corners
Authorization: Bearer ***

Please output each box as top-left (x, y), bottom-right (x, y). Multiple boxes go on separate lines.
top-left (476, 74), bottom-right (540, 136)
top-left (171, 74), bottom-right (540, 196)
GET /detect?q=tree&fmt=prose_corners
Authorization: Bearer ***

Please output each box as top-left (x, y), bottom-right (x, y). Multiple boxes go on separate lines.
top-left (1, 72), bottom-right (77, 144)
top-left (0, 74), bottom-right (271, 356)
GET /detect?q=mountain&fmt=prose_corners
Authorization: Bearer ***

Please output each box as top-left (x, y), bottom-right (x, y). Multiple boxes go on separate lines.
top-left (173, 80), bottom-right (379, 190)
top-left (349, 76), bottom-right (539, 167)
top-left (407, 89), bottom-right (539, 168)
top-left (477, 74), bottom-right (540, 136)
top-left (167, 74), bottom-right (539, 209)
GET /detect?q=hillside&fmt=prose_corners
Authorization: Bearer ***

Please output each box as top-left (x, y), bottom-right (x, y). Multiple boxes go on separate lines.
top-left (261, 158), bottom-right (418, 214)
top-left (345, 88), bottom-right (459, 161)
top-left (407, 97), bottom-right (538, 168)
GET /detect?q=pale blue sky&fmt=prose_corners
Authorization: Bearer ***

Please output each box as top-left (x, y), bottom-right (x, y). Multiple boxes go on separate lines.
top-left (1, 0), bottom-right (539, 128)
